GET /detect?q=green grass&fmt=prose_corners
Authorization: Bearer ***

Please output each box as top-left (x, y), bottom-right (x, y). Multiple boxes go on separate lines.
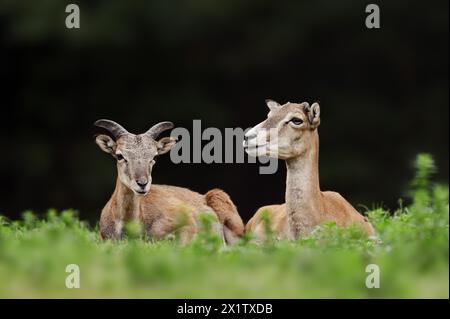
top-left (0, 154), bottom-right (448, 298)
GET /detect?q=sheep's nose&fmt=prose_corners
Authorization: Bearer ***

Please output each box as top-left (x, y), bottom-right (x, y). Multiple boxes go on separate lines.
top-left (136, 179), bottom-right (148, 189)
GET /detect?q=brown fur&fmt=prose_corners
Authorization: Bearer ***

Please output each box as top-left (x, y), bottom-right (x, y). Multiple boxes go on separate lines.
top-left (245, 204), bottom-right (289, 241)
top-left (100, 182), bottom-right (244, 245)
top-left (205, 189), bottom-right (245, 243)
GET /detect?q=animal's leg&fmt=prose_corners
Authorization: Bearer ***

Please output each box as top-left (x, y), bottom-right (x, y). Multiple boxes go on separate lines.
top-left (99, 211), bottom-right (123, 240)
top-left (205, 188), bottom-right (244, 244)
top-left (177, 211), bottom-right (198, 245)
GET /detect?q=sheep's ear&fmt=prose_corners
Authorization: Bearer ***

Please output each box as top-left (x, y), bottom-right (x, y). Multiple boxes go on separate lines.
top-left (308, 103), bottom-right (321, 129)
top-left (265, 99), bottom-right (281, 111)
top-left (157, 136), bottom-right (178, 155)
top-left (95, 134), bottom-right (116, 155)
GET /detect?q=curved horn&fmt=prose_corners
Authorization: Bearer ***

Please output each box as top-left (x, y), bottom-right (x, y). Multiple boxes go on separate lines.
top-left (146, 121), bottom-right (174, 139)
top-left (94, 119), bottom-right (129, 139)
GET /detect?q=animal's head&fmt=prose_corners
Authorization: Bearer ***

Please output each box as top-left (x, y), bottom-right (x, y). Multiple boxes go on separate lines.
top-left (243, 100), bottom-right (321, 160)
top-left (94, 120), bottom-right (177, 196)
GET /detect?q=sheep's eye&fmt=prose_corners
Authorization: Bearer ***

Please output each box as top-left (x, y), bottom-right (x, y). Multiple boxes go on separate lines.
top-left (116, 154), bottom-right (125, 161)
top-left (290, 117), bottom-right (304, 125)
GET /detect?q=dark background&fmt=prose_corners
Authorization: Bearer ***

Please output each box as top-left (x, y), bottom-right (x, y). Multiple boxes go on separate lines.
top-left (1, 1), bottom-right (448, 223)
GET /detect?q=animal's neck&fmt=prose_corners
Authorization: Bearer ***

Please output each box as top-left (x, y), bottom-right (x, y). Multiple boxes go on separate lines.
top-left (285, 131), bottom-right (322, 238)
top-left (112, 179), bottom-right (140, 221)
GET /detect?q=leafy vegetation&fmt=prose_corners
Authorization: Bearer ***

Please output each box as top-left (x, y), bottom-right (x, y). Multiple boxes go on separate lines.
top-left (0, 154), bottom-right (448, 298)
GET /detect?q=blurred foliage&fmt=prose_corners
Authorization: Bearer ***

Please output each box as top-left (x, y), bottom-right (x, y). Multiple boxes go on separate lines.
top-left (0, 1), bottom-right (448, 222)
top-left (0, 154), bottom-right (448, 298)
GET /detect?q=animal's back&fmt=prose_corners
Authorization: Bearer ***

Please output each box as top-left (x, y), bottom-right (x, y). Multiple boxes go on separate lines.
top-left (141, 184), bottom-right (244, 244)
top-left (321, 191), bottom-right (375, 235)
top-left (142, 184), bottom-right (209, 212)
